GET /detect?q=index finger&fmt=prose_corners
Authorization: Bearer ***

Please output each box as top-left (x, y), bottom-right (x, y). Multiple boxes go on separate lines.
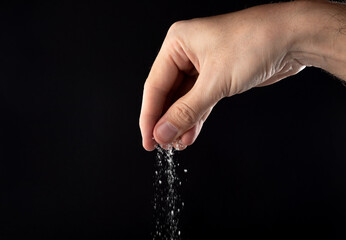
top-left (139, 45), bottom-right (180, 151)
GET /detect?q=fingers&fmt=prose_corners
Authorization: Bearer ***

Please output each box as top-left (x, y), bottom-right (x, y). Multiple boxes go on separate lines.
top-left (180, 107), bottom-right (212, 146)
top-left (139, 48), bottom-right (182, 151)
top-left (140, 22), bottom-right (221, 151)
top-left (153, 70), bottom-right (219, 146)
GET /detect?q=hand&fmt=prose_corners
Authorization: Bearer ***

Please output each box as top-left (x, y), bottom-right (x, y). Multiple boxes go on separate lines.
top-left (139, 2), bottom-right (307, 151)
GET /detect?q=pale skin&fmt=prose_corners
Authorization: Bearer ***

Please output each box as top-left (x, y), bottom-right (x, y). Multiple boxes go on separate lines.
top-left (140, 0), bottom-right (346, 151)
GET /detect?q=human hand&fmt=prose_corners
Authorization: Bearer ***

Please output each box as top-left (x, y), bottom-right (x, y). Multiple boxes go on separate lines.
top-left (139, 2), bottom-right (308, 151)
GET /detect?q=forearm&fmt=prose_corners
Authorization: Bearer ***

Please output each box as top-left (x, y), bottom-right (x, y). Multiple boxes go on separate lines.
top-left (289, 1), bottom-right (346, 80)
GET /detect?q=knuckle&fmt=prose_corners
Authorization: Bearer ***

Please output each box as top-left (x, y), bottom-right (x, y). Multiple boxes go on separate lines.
top-left (167, 20), bottom-right (187, 37)
top-left (171, 101), bottom-right (197, 127)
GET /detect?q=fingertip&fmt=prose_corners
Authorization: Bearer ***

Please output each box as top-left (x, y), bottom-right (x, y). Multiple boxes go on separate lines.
top-left (181, 130), bottom-right (196, 146)
top-left (142, 138), bottom-right (157, 151)
top-left (173, 139), bottom-right (187, 151)
top-left (144, 146), bottom-right (155, 152)
top-left (181, 121), bottom-right (203, 146)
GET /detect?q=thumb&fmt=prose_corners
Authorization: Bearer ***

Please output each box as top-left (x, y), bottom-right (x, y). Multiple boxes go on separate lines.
top-left (153, 79), bottom-right (218, 145)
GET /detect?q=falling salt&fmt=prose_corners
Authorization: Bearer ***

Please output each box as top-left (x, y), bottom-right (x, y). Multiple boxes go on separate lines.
top-left (152, 144), bottom-right (184, 240)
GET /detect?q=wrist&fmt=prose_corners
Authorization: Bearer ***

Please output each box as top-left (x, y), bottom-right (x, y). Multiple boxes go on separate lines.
top-left (288, 1), bottom-right (346, 76)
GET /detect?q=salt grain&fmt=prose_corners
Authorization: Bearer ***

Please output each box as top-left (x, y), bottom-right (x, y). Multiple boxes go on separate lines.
top-left (153, 144), bottom-right (184, 240)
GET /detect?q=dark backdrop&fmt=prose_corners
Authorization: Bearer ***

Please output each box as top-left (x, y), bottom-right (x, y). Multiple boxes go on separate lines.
top-left (1, 1), bottom-right (346, 239)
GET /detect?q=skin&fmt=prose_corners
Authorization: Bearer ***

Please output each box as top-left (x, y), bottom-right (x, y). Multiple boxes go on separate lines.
top-left (140, 0), bottom-right (346, 151)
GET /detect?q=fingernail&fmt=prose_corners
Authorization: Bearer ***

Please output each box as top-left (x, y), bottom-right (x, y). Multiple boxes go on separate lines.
top-left (156, 121), bottom-right (178, 143)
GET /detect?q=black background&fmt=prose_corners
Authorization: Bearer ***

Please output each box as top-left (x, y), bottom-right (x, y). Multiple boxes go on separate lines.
top-left (1, 1), bottom-right (346, 239)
